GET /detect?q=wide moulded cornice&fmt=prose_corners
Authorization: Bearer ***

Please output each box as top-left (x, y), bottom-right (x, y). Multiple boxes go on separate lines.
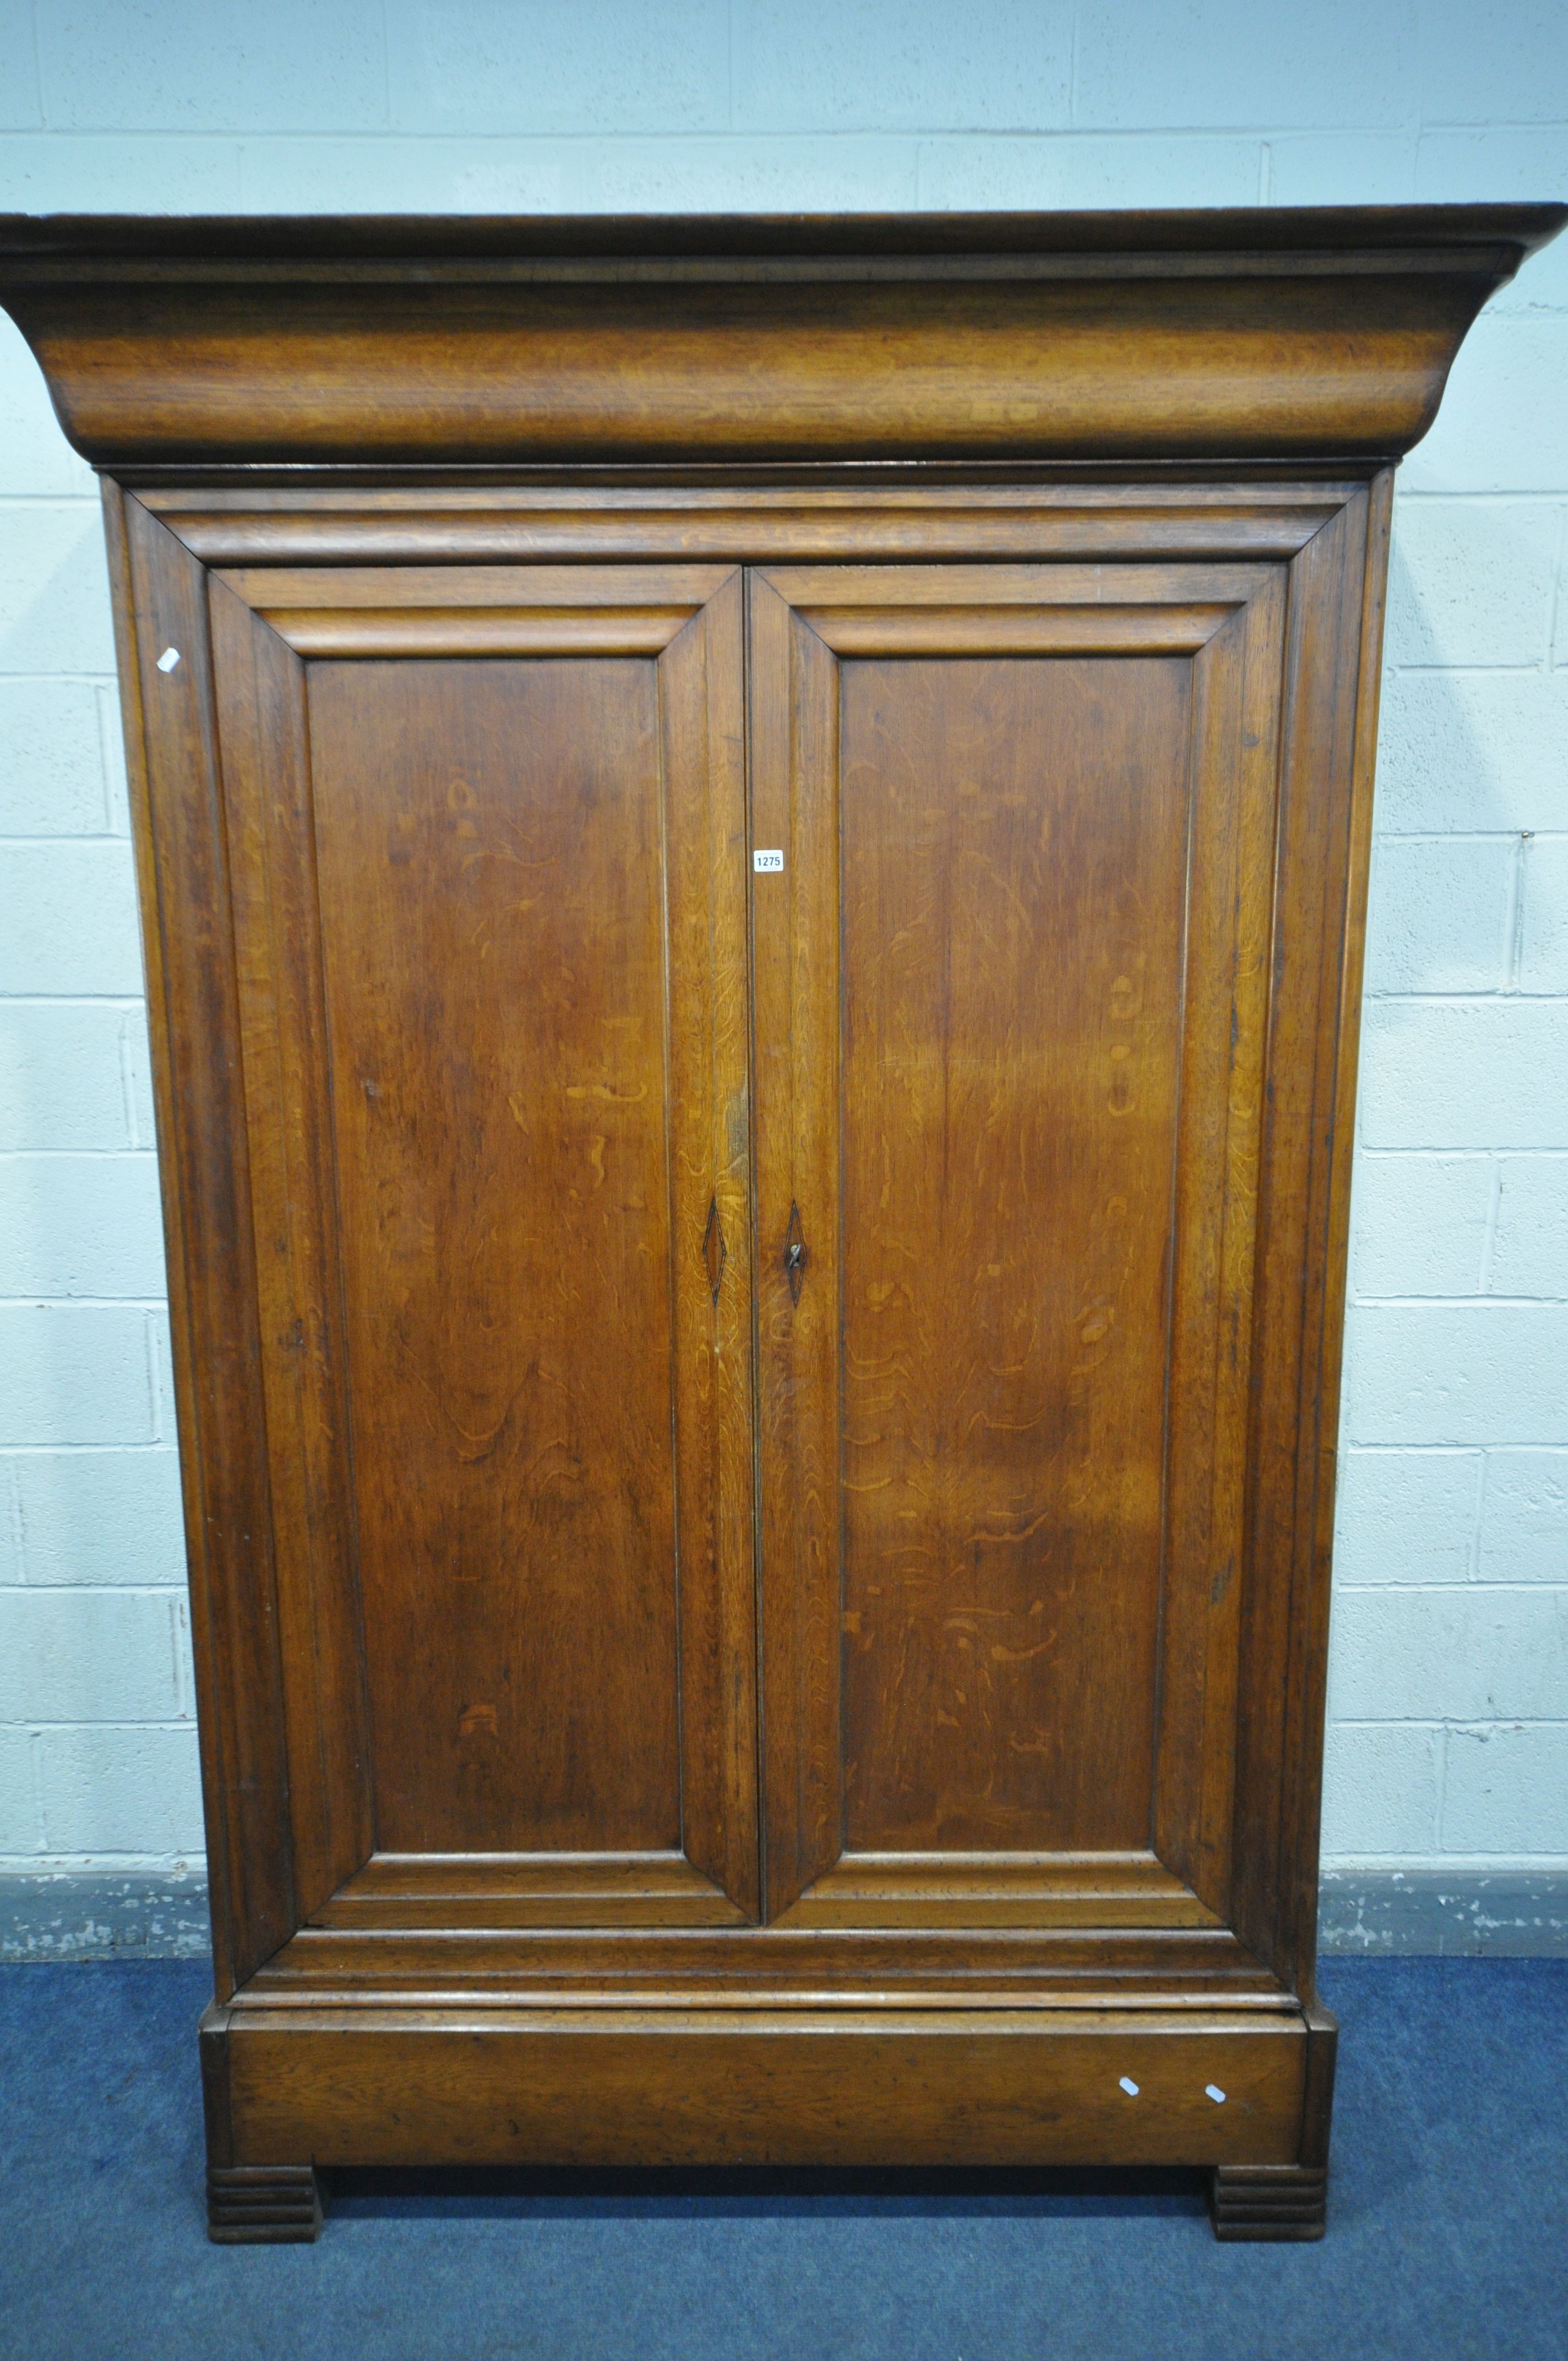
top-left (0, 204), bottom-right (1562, 469)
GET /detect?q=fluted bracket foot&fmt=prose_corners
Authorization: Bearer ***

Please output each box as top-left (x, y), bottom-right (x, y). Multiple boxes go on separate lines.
top-left (1210, 2163), bottom-right (1327, 2241)
top-left (207, 2163), bottom-right (324, 2244)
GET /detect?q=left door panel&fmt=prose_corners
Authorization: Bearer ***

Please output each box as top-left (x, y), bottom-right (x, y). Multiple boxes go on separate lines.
top-left (121, 501), bottom-right (758, 1978)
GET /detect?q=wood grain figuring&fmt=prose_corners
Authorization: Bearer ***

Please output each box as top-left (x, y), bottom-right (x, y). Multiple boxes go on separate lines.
top-left (749, 574), bottom-right (845, 1919)
top-left (658, 570), bottom-right (760, 1915)
top-left (752, 559), bottom-right (1289, 1931)
top-left (309, 655), bottom-right (680, 1853)
top-left (208, 576), bottom-right (373, 1927)
top-left (32, 206), bottom-right (1561, 2233)
top-left (246, 1917), bottom-right (1288, 2005)
top-left (225, 2008), bottom-right (1306, 2170)
top-left (0, 280), bottom-right (1473, 461)
top-left (780, 1854), bottom-right (1221, 1932)
top-left (135, 483), bottom-right (1362, 569)
top-left (1230, 491), bottom-right (1376, 1998)
top-left (1151, 583), bottom-right (1287, 1914)
top-left (314, 1852), bottom-right (747, 1930)
top-left (198, 2001), bottom-right (235, 2170)
top-left (1292, 481), bottom-right (1395, 2003)
top-left (193, 557), bottom-right (756, 1908)
top-left (2, 206), bottom-right (1562, 463)
top-left (836, 650), bottom-right (1190, 1855)
top-left (1299, 2003), bottom-right (1340, 2169)
top-left (117, 497), bottom-right (295, 1994)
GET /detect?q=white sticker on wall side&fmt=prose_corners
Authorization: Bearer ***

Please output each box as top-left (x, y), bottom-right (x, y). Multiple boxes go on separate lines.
top-left (753, 848), bottom-right (784, 873)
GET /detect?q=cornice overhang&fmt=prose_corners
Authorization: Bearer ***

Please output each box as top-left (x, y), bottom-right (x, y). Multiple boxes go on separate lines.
top-left (1, 205), bottom-right (1562, 468)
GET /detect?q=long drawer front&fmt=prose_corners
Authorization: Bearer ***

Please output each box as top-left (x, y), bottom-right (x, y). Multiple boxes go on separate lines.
top-left (222, 2006), bottom-right (1309, 2169)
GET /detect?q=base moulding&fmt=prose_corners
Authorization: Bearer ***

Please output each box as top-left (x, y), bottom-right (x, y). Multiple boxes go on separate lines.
top-left (201, 1999), bottom-right (1336, 2242)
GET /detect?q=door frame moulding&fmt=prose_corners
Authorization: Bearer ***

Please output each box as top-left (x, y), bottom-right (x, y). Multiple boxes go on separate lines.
top-left (106, 475), bottom-right (1381, 2008)
top-left (132, 474), bottom-right (1367, 570)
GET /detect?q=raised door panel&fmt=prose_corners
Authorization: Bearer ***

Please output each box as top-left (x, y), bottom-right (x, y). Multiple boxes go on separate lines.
top-left (750, 562), bottom-right (1287, 1930)
top-left (126, 505), bottom-right (759, 1946)
top-left (308, 652), bottom-right (688, 1863)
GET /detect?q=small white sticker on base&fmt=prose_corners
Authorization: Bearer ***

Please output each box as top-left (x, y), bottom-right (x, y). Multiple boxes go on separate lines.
top-left (156, 648), bottom-right (182, 672)
top-left (1118, 2076), bottom-right (1140, 2097)
top-left (1206, 2085), bottom-right (1227, 2104)
top-left (753, 848), bottom-right (784, 873)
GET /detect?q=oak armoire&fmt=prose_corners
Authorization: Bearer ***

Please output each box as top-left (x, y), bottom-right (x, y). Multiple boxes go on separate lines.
top-left (3, 205), bottom-right (1561, 2244)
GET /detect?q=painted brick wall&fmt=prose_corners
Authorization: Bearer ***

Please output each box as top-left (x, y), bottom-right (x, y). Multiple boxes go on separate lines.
top-left (1, 0), bottom-right (1565, 1894)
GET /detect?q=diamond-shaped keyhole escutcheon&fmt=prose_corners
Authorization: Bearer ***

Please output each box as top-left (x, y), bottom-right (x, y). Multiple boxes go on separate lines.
top-left (703, 1196), bottom-right (726, 1306)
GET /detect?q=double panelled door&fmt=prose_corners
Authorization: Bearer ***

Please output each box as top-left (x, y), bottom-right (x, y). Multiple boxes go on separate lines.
top-left (141, 525), bottom-right (1278, 1949)
top-left (122, 481), bottom-right (1359, 2224)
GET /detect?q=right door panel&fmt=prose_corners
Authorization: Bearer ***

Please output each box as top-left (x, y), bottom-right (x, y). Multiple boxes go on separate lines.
top-left (750, 563), bottom-right (1287, 1929)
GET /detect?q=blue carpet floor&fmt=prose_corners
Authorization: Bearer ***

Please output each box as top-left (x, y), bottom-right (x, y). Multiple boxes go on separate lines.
top-left (1, 1957), bottom-right (1564, 2360)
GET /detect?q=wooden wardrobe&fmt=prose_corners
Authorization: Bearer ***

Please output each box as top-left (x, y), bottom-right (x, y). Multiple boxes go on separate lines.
top-left (4, 205), bottom-right (1561, 2243)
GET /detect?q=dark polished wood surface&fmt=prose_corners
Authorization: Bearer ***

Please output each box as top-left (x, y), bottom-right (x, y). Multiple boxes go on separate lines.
top-left (7, 206), bottom-right (1560, 2238)
top-left (4, 203), bottom-right (1561, 257)
top-left (1, 204), bottom-right (1560, 463)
